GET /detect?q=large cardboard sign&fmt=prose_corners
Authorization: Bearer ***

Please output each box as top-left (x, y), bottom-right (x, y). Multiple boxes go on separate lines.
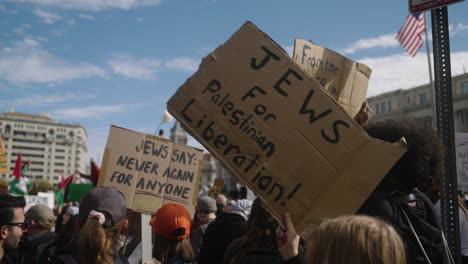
top-left (293, 39), bottom-right (371, 118)
top-left (456, 133), bottom-right (468, 192)
top-left (0, 135), bottom-right (7, 174)
top-left (167, 22), bottom-right (406, 234)
top-left (100, 126), bottom-right (203, 215)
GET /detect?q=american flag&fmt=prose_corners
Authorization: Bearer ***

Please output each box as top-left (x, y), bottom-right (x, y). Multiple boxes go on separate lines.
top-left (396, 13), bottom-right (426, 57)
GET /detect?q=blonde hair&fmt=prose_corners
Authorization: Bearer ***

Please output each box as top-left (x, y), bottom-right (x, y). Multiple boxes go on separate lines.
top-left (36, 215), bottom-right (57, 231)
top-left (78, 218), bottom-right (123, 264)
top-left (306, 215), bottom-right (406, 264)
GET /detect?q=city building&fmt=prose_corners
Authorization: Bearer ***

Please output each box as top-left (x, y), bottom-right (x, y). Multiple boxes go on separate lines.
top-left (367, 72), bottom-right (468, 132)
top-left (170, 121), bottom-right (188, 145)
top-left (201, 153), bottom-right (237, 192)
top-left (0, 111), bottom-right (88, 184)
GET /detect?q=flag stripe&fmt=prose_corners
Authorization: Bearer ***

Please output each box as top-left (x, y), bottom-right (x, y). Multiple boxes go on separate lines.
top-left (396, 13), bottom-right (425, 57)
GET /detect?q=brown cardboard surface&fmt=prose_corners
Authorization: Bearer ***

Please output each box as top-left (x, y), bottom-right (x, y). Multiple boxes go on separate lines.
top-left (0, 135), bottom-right (8, 174)
top-left (167, 21), bottom-right (406, 234)
top-left (100, 126), bottom-right (203, 215)
top-left (0, 184), bottom-right (8, 194)
top-left (293, 39), bottom-right (371, 118)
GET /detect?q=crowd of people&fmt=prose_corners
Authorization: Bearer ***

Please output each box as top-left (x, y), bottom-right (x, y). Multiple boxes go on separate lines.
top-left (0, 117), bottom-right (464, 264)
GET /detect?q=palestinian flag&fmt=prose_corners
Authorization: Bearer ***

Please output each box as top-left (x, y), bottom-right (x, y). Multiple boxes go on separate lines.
top-left (91, 159), bottom-right (100, 186)
top-left (9, 153), bottom-right (30, 194)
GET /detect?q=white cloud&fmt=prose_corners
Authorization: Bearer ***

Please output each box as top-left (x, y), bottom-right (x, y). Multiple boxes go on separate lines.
top-left (67, 19), bottom-right (76, 25)
top-left (340, 34), bottom-right (399, 55)
top-left (108, 54), bottom-right (161, 80)
top-left (164, 57), bottom-right (199, 73)
top-left (52, 104), bottom-right (138, 119)
top-left (359, 51), bottom-right (468, 97)
top-left (450, 23), bottom-right (468, 36)
top-left (9, 93), bottom-right (93, 106)
top-left (11, 0), bottom-right (163, 11)
top-left (33, 8), bottom-right (62, 24)
top-left (136, 17), bottom-right (144, 22)
top-left (78, 13), bottom-right (95, 20)
top-left (0, 39), bottom-right (108, 84)
top-left (13, 24), bottom-right (31, 35)
top-left (283, 45), bottom-right (293, 57)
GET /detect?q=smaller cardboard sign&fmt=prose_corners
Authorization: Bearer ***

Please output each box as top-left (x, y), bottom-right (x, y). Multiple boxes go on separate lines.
top-left (38, 192), bottom-right (55, 209)
top-left (293, 39), bottom-right (371, 118)
top-left (24, 195), bottom-right (51, 212)
top-left (100, 126), bottom-right (204, 215)
top-left (456, 133), bottom-right (468, 192)
top-left (0, 135), bottom-right (8, 174)
top-left (66, 183), bottom-right (93, 202)
top-left (0, 184), bottom-right (8, 194)
top-left (214, 178), bottom-right (224, 189)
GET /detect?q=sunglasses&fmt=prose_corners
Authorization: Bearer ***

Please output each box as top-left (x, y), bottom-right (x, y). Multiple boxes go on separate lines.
top-left (5, 222), bottom-right (29, 231)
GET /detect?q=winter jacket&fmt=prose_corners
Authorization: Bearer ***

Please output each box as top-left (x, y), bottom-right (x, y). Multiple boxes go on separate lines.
top-left (197, 213), bottom-right (247, 264)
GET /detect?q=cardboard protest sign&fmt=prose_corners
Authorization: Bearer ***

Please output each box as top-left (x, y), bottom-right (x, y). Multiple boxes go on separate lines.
top-left (67, 183), bottom-right (93, 202)
top-left (456, 133), bottom-right (468, 192)
top-left (100, 126), bottom-right (203, 215)
top-left (214, 178), bottom-right (224, 189)
top-left (167, 21), bottom-right (406, 234)
top-left (0, 184), bottom-right (8, 194)
top-left (38, 192), bottom-right (55, 209)
top-left (292, 39), bottom-right (371, 118)
top-left (24, 195), bottom-right (51, 212)
top-left (0, 135), bottom-right (7, 174)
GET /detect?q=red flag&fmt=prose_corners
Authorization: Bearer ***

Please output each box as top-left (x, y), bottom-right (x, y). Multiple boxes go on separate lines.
top-left (91, 159), bottom-right (100, 184)
top-left (12, 153), bottom-right (22, 180)
top-left (396, 13), bottom-right (425, 57)
top-left (59, 174), bottom-right (74, 190)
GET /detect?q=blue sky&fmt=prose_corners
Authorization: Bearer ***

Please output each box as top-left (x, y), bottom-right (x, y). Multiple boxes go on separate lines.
top-left (1, 0), bottom-right (468, 164)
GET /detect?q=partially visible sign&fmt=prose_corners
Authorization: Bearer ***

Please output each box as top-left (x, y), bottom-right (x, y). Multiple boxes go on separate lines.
top-left (67, 183), bottom-right (93, 202)
top-left (456, 133), bottom-right (468, 192)
top-left (38, 192), bottom-right (55, 209)
top-left (293, 39), bottom-right (371, 118)
top-left (24, 195), bottom-right (51, 212)
top-left (0, 134), bottom-right (8, 174)
top-left (409, 0), bottom-right (464, 13)
top-left (0, 184), bottom-right (8, 194)
top-left (100, 126), bottom-right (203, 215)
top-left (167, 21), bottom-right (407, 234)
top-left (214, 178), bottom-right (224, 189)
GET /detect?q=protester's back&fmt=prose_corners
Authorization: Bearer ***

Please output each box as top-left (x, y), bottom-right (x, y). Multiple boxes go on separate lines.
top-left (224, 198), bottom-right (281, 264)
top-left (359, 119), bottom-right (447, 264)
top-left (20, 204), bottom-right (58, 264)
top-left (197, 199), bottom-right (251, 264)
top-left (77, 185), bottom-right (128, 264)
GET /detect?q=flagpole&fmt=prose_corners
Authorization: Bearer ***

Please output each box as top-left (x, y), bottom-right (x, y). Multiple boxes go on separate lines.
top-left (424, 12), bottom-right (437, 128)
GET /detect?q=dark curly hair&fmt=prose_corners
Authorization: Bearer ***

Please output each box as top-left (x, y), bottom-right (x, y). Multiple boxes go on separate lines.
top-left (365, 118), bottom-right (443, 193)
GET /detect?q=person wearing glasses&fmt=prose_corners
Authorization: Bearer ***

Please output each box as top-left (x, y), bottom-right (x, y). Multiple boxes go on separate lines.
top-left (0, 194), bottom-right (27, 264)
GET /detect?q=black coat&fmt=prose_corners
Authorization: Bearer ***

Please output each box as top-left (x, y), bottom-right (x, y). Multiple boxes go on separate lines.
top-left (197, 213), bottom-right (248, 264)
top-left (359, 189), bottom-right (445, 264)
